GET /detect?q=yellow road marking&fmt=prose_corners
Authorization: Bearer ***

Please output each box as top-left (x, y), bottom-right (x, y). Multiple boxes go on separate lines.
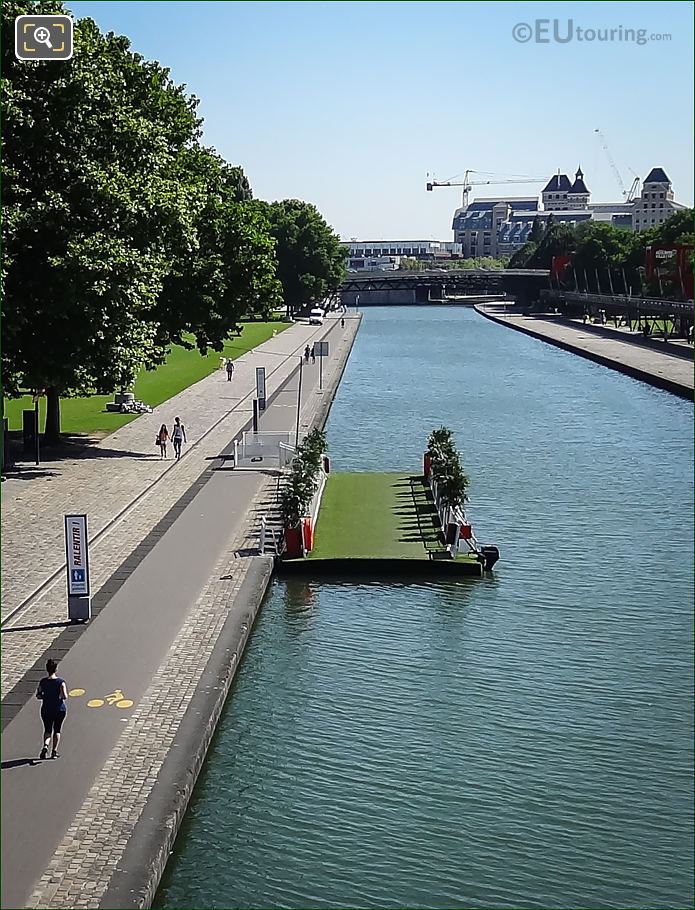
top-left (68, 688), bottom-right (85, 697)
top-left (115, 699), bottom-right (134, 709)
top-left (87, 698), bottom-right (104, 708)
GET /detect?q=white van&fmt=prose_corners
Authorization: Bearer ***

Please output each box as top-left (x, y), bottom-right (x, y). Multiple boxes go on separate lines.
top-left (309, 308), bottom-right (324, 325)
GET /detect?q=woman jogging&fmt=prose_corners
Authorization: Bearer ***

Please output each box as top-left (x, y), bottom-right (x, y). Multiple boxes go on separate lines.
top-left (36, 659), bottom-right (68, 759)
top-left (157, 424), bottom-right (169, 458)
top-left (171, 416), bottom-right (187, 460)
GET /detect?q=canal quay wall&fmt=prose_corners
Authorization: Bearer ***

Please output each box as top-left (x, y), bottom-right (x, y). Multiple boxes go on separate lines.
top-left (103, 316), bottom-right (363, 910)
top-left (476, 304), bottom-right (694, 401)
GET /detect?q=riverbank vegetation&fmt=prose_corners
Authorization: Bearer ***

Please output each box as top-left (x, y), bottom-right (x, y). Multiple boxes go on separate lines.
top-left (509, 210), bottom-right (694, 299)
top-left (399, 256), bottom-right (509, 271)
top-left (2, 1), bottom-right (345, 441)
top-left (4, 321), bottom-right (286, 436)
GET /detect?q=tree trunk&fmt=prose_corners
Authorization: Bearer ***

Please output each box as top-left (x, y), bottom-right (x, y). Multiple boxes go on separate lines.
top-left (45, 386), bottom-right (61, 443)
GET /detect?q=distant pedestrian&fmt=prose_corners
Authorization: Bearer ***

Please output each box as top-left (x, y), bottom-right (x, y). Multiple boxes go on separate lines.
top-left (157, 424), bottom-right (169, 459)
top-left (226, 359), bottom-right (235, 381)
top-left (171, 416), bottom-right (187, 459)
top-left (304, 345), bottom-right (310, 363)
top-left (36, 659), bottom-right (68, 760)
top-left (341, 317), bottom-right (345, 328)
top-left (311, 344), bottom-right (316, 364)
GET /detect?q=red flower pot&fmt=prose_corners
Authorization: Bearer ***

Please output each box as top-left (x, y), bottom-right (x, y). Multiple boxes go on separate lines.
top-left (284, 525), bottom-right (304, 558)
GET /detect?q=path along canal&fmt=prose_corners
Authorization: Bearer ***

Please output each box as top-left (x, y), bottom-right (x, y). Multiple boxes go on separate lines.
top-left (156, 307), bottom-right (693, 909)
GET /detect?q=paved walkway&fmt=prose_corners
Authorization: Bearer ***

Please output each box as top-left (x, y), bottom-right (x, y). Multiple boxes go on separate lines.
top-left (1, 314), bottom-right (361, 909)
top-left (0, 318), bottom-right (347, 706)
top-left (477, 305), bottom-right (693, 399)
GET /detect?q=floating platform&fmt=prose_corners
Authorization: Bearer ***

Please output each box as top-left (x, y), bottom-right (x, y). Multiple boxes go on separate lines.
top-left (278, 473), bottom-right (489, 578)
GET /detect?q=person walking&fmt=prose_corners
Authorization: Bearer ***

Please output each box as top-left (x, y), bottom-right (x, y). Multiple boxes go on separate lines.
top-left (171, 416), bottom-right (187, 459)
top-left (225, 359), bottom-right (235, 381)
top-left (341, 317), bottom-right (345, 328)
top-left (304, 345), bottom-right (310, 363)
top-left (157, 424), bottom-right (169, 459)
top-left (36, 659), bottom-right (68, 759)
top-left (310, 344), bottom-right (316, 364)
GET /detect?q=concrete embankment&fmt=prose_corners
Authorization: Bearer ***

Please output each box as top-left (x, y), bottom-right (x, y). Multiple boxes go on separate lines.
top-left (105, 316), bottom-right (362, 909)
top-left (101, 556), bottom-right (275, 909)
top-left (476, 304), bottom-right (693, 401)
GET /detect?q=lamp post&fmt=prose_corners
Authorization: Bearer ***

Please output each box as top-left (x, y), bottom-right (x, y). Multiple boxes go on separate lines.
top-left (295, 355), bottom-right (303, 448)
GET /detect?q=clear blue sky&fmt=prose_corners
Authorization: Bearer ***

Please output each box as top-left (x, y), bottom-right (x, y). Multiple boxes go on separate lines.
top-left (69, 0), bottom-right (693, 240)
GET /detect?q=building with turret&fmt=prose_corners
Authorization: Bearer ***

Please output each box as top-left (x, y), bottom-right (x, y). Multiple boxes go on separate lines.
top-left (542, 167), bottom-right (590, 211)
top-left (631, 168), bottom-right (683, 231)
top-left (452, 165), bottom-right (685, 258)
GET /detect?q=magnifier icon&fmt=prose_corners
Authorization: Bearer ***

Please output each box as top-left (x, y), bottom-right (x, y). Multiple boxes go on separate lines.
top-left (33, 26), bottom-right (53, 49)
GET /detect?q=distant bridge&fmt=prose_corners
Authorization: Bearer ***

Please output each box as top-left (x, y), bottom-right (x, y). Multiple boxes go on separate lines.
top-left (339, 268), bottom-right (550, 305)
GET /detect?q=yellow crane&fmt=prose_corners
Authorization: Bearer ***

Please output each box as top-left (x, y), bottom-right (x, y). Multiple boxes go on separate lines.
top-left (426, 169), bottom-right (546, 207)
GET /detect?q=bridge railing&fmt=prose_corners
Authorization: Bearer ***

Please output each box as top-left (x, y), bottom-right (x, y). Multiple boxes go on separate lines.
top-left (542, 289), bottom-right (693, 315)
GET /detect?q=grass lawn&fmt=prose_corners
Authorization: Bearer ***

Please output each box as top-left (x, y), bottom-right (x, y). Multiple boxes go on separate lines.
top-left (311, 472), bottom-right (445, 560)
top-left (4, 321), bottom-right (287, 436)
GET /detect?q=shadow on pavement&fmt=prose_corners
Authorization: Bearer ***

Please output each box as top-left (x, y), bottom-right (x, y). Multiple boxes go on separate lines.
top-left (4, 432), bottom-right (159, 468)
top-left (2, 621), bottom-right (72, 634)
top-left (1, 758), bottom-right (39, 770)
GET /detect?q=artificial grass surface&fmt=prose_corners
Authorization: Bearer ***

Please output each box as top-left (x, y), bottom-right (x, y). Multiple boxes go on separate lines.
top-left (311, 472), bottom-right (445, 560)
top-left (4, 321), bottom-right (287, 436)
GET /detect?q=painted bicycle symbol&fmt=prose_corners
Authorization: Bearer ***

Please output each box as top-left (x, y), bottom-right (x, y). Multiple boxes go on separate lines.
top-left (68, 687), bottom-right (134, 709)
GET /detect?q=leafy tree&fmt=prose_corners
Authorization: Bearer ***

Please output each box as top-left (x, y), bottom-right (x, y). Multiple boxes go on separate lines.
top-left (537, 222), bottom-right (576, 268)
top-left (427, 426), bottom-right (469, 515)
top-left (572, 222), bottom-right (634, 293)
top-left (2, 1), bottom-right (202, 438)
top-left (653, 208), bottom-right (694, 246)
top-left (154, 147), bottom-right (280, 353)
top-left (261, 200), bottom-right (346, 316)
top-left (509, 242), bottom-right (538, 269)
top-left (529, 215), bottom-right (544, 243)
top-left (506, 208), bottom-right (693, 300)
top-left (2, 2), bottom-right (278, 440)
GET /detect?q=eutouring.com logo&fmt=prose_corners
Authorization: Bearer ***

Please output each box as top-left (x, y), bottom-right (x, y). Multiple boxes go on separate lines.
top-left (512, 20), bottom-right (672, 46)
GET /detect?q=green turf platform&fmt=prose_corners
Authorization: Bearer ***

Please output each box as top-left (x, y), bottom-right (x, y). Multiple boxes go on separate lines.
top-left (279, 473), bottom-right (484, 577)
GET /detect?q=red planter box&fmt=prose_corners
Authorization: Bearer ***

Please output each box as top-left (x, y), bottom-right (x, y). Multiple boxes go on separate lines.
top-left (284, 526), bottom-right (304, 558)
top-left (302, 516), bottom-right (314, 553)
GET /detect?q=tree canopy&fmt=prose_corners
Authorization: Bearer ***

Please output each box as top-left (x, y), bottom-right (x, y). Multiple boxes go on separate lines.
top-left (1, 1), bottom-right (291, 439)
top-left (508, 210), bottom-right (694, 297)
top-left (260, 200), bottom-right (346, 316)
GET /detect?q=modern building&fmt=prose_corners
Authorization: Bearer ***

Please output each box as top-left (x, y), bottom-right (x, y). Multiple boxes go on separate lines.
top-left (345, 255), bottom-right (401, 272)
top-left (345, 239), bottom-right (462, 270)
top-left (452, 166), bottom-right (686, 258)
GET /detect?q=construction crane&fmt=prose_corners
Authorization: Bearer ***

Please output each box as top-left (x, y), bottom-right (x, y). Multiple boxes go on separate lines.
top-left (426, 169), bottom-right (546, 207)
top-left (594, 129), bottom-right (640, 202)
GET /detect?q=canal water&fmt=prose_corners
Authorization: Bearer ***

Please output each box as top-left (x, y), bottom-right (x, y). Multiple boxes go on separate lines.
top-left (156, 307), bottom-right (693, 909)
